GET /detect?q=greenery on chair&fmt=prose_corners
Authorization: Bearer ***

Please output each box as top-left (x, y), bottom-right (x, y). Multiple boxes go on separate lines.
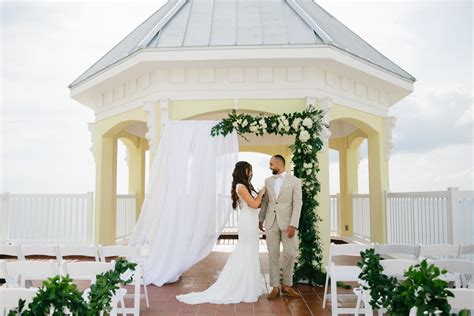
top-left (358, 248), bottom-right (455, 315)
top-left (8, 258), bottom-right (136, 316)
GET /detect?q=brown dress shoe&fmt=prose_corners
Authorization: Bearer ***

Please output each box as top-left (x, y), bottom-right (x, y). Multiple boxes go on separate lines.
top-left (267, 287), bottom-right (280, 300)
top-left (281, 286), bottom-right (301, 298)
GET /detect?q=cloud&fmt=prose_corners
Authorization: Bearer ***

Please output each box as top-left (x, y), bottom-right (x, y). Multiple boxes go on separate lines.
top-left (390, 88), bottom-right (473, 154)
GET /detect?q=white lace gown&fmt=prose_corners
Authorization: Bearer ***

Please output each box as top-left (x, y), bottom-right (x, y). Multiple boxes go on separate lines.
top-left (176, 184), bottom-right (262, 304)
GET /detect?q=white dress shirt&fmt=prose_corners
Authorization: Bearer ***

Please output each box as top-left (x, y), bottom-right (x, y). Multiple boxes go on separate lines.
top-left (273, 171), bottom-right (287, 197)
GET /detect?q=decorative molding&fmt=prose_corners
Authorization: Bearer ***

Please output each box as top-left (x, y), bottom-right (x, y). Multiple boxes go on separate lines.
top-left (87, 122), bottom-right (96, 161)
top-left (229, 67), bottom-right (244, 82)
top-left (258, 67), bottom-right (273, 82)
top-left (144, 100), bottom-right (158, 156)
top-left (199, 68), bottom-right (215, 83)
top-left (318, 97), bottom-right (333, 150)
top-left (384, 116), bottom-right (396, 161)
top-left (141, 72), bottom-right (151, 89)
top-left (287, 67), bottom-right (303, 82)
top-left (160, 98), bottom-right (169, 126)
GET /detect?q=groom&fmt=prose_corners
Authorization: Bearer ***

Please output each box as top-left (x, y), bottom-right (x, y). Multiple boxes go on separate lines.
top-left (259, 155), bottom-right (303, 299)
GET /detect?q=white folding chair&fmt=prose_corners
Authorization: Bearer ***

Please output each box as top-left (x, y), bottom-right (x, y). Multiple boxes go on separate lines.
top-left (99, 245), bottom-right (149, 315)
top-left (19, 244), bottom-right (59, 260)
top-left (322, 242), bottom-right (371, 315)
top-left (69, 260), bottom-right (127, 315)
top-left (380, 259), bottom-right (418, 280)
top-left (418, 244), bottom-right (460, 259)
top-left (0, 261), bottom-right (8, 288)
top-left (0, 244), bottom-right (21, 259)
top-left (459, 244), bottom-right (474, 258)
top-left (0, 287), bottom-right (38, 316)
top-left (82, 287), bottom-right (127, 316)
top-left (355, 259), bottom-right (417, 316)
top-left (57, 245), bottom-right (99, 262)
top-left (429, 259), bottom-right (474, 288)
top-left (409, 288), bottom-right (474, 315)
top-left (5, 261), bottom-right (59, 288)
top-left (62, 261), bottom-right (115, 283)
top-left (447, 288), bottom-right (474, 313)
top-left (374, 244), bottom-right (420, 259)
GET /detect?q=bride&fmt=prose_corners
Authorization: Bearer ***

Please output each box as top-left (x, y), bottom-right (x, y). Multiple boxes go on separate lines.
top-left (176, 161), bottom-right (266, 304)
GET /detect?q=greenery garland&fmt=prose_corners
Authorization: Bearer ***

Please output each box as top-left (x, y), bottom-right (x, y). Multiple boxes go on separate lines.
top-left (9, 258), bottom-right (137, 315)
top-left (358, 249), bottom-right (456, 315)
top-left (211, 106), bottom-right (328, 285)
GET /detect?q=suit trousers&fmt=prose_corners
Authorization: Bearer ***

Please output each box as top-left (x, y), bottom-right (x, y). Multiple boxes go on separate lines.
top-left (266, 220), bottom-right (297, 287)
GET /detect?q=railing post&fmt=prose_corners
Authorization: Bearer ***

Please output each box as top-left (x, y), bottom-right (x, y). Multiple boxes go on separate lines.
top-left (336, 193), bottom-right (341, 235)
top-left (446, 187), bottom-right (459, 244)
top-left (1, 192), bottom-right (11, 242)
top-left (86, 192), bottom-right (94, 244)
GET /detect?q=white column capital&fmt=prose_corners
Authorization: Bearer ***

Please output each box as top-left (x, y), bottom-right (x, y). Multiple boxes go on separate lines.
top-left (317, 97), bottom-right (333, 151)
top-left (384, 116), bottom-right (396, 161)
top-left (233, 99), bottom-right (239, 110)
top-left (305, 96), bottom-right (316, 110)
top-left (87, 122), bottom-right (96, 161)
top-left (160, 98), bottom-right (169, 126)
top-left (143, 100), bottom-right (158, 156)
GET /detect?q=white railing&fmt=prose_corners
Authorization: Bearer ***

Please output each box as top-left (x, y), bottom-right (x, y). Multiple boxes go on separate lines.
top-left (352, 193), bottom-right (371, 241)
top-left (116, 195), bottom-right (137, 241)
top-left (1, 193), bottom-right (94, 244)
top-left (330, 194), bottom-right (339, 234)
top-left (387, 188), bottom-right (474, 245)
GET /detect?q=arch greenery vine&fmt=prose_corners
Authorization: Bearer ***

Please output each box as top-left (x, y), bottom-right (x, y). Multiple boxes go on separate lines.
top-left (211, 105), bottom-right (328, 285)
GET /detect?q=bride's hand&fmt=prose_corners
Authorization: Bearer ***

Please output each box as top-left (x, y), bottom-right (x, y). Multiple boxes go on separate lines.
top-left (258, 187), bottom-right (266, 197)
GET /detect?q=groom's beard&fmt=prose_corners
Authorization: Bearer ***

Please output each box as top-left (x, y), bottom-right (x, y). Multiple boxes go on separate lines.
top-left (271, 169), bottom-right (278, 175)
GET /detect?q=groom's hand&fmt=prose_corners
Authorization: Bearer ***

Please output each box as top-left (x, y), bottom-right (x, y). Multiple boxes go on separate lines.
top-left (259, 222), bottom-right (265, 232)
top-left (288, 226), bottom-right (296, 238)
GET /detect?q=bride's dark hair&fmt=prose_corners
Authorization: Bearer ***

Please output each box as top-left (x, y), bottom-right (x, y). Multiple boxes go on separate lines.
top-left (231, 161), bottom-right (257, 209)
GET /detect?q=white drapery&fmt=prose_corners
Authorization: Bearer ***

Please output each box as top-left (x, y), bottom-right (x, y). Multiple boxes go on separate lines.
top-left (129, 120), bottom-right (238, 286)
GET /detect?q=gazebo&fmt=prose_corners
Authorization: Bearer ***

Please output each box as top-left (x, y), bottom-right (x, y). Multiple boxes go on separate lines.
top-left (69, 0), bottom-right (415, 264)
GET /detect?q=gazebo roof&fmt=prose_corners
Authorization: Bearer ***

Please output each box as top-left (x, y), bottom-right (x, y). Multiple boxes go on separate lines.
top-left (69, 0), bottom-right (415, 89)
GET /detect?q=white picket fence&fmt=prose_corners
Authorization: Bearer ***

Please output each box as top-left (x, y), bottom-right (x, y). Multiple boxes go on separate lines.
top-left (116, 195), bottom-right (137, 242)
top-left (2, 188), bottom-right (473, 245)
top-left (386, 188), bottom-right (474, 245)
top-left (0, 193), bottom-right (94, 244)
top-left (330, 187), bottom-right (474, 245)
top-left (0, 193), bottom-right (136, 245)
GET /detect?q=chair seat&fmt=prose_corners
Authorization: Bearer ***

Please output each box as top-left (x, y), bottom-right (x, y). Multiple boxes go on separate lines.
top-left (329, 265), bottom-right (362, 281)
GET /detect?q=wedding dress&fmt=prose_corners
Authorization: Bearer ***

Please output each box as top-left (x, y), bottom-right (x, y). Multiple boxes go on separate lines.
top-left (176, 183), bottom-right (262, 304)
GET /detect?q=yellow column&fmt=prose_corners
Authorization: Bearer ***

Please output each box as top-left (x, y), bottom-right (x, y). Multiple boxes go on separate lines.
top-left (367, 132), bottom-right (389, 243)
top-left (94, 135), bottom-right (117, 245)
top-left (338, 138), bottom-right (360, 236)
top-left (317, 147), bottom-right (331, 269)
top-left (127, 138), bottom-right (147, 220)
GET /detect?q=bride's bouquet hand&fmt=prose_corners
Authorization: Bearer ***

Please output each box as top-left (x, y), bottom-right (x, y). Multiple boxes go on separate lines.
top-left (258, 186), bottom-right (266, 197)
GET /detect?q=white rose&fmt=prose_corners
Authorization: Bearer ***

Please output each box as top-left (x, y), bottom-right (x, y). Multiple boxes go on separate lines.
top-left (299, 130), bottom-right (310, 143)
top-left (232, 122), bottom-right (238, 128)
top-left (306, 169), bottom-right (312, 176)
top-left (303, 117), bottom-right (313, 129)
top-left (242, 119), bottom-right (248, 128)
top-left (307, 163), bottom-right (313, 169)
top-left (250, 125), bottom-right (258, 132)
top-left (292, 118), bottom-right (302, 130)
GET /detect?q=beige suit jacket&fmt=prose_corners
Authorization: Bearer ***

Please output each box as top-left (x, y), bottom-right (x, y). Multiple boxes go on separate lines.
top-left (259, 173), bottom-right (303, 230)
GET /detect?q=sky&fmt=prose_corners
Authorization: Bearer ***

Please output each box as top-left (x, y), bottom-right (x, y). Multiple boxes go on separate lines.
top-left (1, 0), bottom-right (473, 195)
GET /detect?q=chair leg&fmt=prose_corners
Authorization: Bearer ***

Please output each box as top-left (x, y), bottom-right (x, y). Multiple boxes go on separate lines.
top-left (331, 278), bottom-right (338, 315)
top-left (142, 280), bottom-right (150, 308)
top-left (322, 272), bottom-right (330, 309)
top-left (354, 289), bottom-right (362, 316)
